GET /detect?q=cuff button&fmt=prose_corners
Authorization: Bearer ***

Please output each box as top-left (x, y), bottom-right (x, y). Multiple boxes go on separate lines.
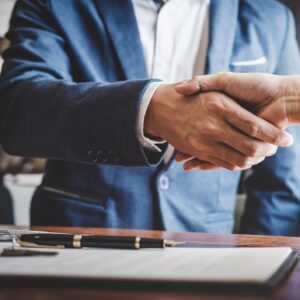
top-left (97, 150), bottom-right (108, 163)
top-left (88, 150), bottom-right (98, 163)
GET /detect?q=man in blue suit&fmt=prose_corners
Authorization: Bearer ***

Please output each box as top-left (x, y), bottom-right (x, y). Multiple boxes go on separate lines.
top-left (0, 0), bottom-right (300, 235)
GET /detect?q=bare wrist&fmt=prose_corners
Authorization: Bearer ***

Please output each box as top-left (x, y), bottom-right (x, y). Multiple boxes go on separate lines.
top-left (144, 84), bottom-right (169, 138)
top-left (281, 76), bottom-right (300, 124)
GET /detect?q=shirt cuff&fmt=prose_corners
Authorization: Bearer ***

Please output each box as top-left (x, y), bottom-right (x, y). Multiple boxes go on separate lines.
top-left (136, 81), bottom-right (166, 152)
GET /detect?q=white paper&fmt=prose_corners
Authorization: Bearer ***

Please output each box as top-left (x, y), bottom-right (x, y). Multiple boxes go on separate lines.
top-left (0, 244), bottom-right (292, 284)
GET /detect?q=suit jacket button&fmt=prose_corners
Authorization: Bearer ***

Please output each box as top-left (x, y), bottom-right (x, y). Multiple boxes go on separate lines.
top-left (159, 174), bottom-right (169, 190)
top-left (108, 150), bottom-right (119, 163)
top-left (97, 150), bottom-right (108, 163)
top-left (88, 150), bottom-right (98, 163)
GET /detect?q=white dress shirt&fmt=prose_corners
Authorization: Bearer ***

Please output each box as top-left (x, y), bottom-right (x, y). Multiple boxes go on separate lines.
top-left (132, 0), bottom-right (210, 160)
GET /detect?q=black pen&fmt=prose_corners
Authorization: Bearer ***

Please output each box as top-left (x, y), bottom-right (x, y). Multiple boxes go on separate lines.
top-left (16, 234), bottom-right (185, 249)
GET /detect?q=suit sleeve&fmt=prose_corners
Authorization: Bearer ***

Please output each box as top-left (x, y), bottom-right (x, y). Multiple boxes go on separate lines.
top-left (0, 0), bottom-right (167, 167)
top-left (240, 8), bottom-right (300, 236)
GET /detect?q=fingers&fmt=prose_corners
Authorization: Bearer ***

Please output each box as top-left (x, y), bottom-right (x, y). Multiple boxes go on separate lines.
top-left (214, 143), bottom-right (265, 169)
top-left (225, 99), bottom-right (294, 147)
top-left (176, 152), bottom-right (194, 163)
top-left (188, 136), bottom-right (265, 170)
top-left (182, 153), bottom-right (264, 172)
top-left (174, 92), bottom-right (283, 172)
top-left (217, 121), bottom-right (277, 158)
top-left (171, 82), bottom-right (291, 172)
top-left (183, 159), bottom-right (219, 171)
top-left (184, 154), bottom-right (261, 172)
top-left (175, 151), bottom-right (221, 171)
top-left (187, 154), bottom-right (237, 171)
top-left (176, 151), bottom-right (262, 172)
top-left (176, 75), bottom-right (293, 147)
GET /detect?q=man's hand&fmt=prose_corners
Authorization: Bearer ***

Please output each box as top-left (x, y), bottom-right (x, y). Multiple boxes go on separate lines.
top-left (177, 72), bottom-right (300, 127)
top-left (144, 83), bottom-right (293, 171)
top-left (174, 72), bottom-right (299, 170)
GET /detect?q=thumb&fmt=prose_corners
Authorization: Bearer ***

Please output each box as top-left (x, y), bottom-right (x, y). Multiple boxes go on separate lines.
top-left (175, 79), bottom-right (202, 96)
top-left (175, 73), bottom-right (227, 96)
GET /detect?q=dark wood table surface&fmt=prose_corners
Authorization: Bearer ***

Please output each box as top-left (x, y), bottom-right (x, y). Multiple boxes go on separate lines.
top-left (0, 226), bottom-right (300, 300)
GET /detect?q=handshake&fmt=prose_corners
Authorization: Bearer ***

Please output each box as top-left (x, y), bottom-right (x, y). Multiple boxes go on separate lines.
top-left (145, 72), bottom-right (300, 171)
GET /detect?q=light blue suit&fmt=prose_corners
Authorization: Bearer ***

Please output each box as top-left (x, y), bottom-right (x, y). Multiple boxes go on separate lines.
top-left (0, 0), bottom-right (300, 235)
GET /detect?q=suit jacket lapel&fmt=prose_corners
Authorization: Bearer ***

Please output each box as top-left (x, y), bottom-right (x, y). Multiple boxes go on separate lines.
top-left (95, 0), bottom-right (148, 80)
top-left (205, 0), bottom-right (239, 74)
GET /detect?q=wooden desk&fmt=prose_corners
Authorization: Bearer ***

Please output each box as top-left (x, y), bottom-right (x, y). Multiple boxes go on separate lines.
top-left (1, 226), bottom-right (300, 300)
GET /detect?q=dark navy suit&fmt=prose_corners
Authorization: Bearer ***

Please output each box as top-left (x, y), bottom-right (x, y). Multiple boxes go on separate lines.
top-left (0, 0), bottom-right (300, 235)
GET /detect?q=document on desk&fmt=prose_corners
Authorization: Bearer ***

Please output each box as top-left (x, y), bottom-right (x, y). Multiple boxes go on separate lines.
top-left (0, 244), bottom-right (297, 289)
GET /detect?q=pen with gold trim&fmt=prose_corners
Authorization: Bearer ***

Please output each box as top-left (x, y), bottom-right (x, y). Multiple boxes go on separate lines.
top-left (16, 234), bottom-right (185, 249)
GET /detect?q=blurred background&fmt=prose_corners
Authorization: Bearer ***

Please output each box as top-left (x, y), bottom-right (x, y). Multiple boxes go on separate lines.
top-left (0, 0), bottom-right (299, 227)
top-left (0, 0), bottom-right (45, 226)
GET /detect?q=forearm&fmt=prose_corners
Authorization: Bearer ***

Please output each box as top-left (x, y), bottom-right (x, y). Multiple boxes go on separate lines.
top-left (0, 77), bottom-right (165, 166)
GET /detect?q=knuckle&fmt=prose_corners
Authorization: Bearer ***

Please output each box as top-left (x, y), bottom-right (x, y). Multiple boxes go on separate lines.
top-left (266, 134), bottom-right (278, 145)
top-left (205, 93), bottom-right (225, 113)
top-left (232, 166), bottom-right (241, 171)
top-left (243, 143), bottom-right (260, 157)
top-left (244, 142), bottom-right (278, 158)
top-left (206, 99), bottom-right (223, 113)
top-left (199, 119), bottom-right (218, 134)
top-left (187, 135), bottom-right (205, 154)
top-left (237, 157), bottom-right (252, 169)
top-left (217, 155), bottom-right (242, 170)
top-left (225, 164), bottom-right (240, 171)
top-left (271, 134), bottom-right (283, 146)
top-left (244, 120), bottom-right (260, 137)
top-left (227, 165), bottom-right (238, 171)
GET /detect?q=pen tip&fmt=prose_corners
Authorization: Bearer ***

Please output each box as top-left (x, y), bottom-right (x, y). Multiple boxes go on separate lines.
top-left (165, 240), bottom-right (186, 247)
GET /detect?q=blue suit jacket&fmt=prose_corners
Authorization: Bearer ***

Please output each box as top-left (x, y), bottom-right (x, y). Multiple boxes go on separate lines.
top-left (1, 0), bottom-right (300, 235)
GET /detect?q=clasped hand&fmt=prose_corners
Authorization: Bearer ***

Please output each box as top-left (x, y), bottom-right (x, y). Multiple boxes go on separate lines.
top-left (144, 72), bottom-right (294, 171)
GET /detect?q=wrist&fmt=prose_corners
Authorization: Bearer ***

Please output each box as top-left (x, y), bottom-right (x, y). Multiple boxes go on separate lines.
top-left (289, 77), bottom-right (300, 123)
top-left (144, 83), bottom-right (169, 138)
top-left (281, 76), bottom-right (300, 124)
